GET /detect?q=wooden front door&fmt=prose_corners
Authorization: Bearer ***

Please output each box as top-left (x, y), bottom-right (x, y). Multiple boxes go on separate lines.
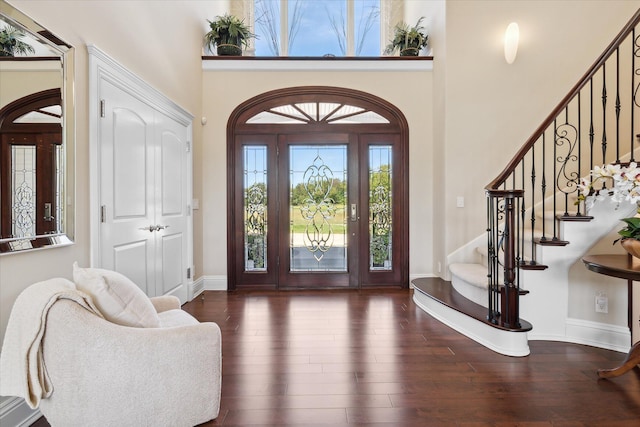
top-left (228, 87), bottom-right (409, 289)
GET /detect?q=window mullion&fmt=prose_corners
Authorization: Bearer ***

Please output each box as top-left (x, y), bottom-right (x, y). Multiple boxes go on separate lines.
top-left (346, 0), bottom-right (355, 56)
top-left (281, 0), bottom-right (289, 55)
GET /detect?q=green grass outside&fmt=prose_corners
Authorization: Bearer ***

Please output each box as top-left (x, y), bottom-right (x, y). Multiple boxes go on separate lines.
top-left (290, 204), bottom-right (347, 234)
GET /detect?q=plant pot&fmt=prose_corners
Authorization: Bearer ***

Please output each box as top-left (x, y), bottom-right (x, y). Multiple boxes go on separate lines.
top-left (620, 238), bottom-right (640, 258)
top-left (399, 48), bottom-right (419, 56)
top-left (217, 44), bottom-right (242, 56)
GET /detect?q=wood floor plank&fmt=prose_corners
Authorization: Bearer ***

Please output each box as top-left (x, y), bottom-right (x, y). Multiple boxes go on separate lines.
top-left (32, 289), bottom-right (639, 426)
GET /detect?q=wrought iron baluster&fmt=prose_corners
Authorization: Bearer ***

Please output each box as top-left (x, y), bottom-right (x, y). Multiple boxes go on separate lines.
top-left (633, 27), bottom-right (639, 160)
top-left (616, 47), bottom-right (621, 161)
top-left (576, 91), bottom-right (582, 216)
top-left (519, 162), bottom-right (525, 267)
top-left (590, 79), bottom-right (595, 171)
top-left (554, 106), bottom-right (578, 217)
top-left (541, 132), bottom-right (547, 240)
top-left (530, 143), bottom-right (536, 262)
top-left (577, 91), bottom-right (582, 216)
top-left (602, 63), bottom-right (608, 164)
top-left (553, 118), bottom-right (558, 239)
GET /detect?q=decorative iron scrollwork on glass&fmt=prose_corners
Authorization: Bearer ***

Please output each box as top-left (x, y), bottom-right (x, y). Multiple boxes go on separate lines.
top-left (369, 146), bottom-right (392, 270)
top-left (244, 146), bottom-right (268, 271)
top-left (11, 146), bottom-right (36, 238)
top-left (300, 155), bottom-right (337, 261)
top-left (245, 184), bottom-right (267, 269)
top-left (12, 181), bottom-right (35, 238)
top-left (290, 146), bottom-right (347, 272)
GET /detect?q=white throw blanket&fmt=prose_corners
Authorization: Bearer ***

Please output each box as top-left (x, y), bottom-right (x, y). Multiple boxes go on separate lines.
top-left (0, 278), bottom-right (103, 409)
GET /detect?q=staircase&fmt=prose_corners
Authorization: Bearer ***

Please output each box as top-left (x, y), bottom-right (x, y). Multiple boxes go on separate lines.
top-left (414, 9), bottom-right (640, 356)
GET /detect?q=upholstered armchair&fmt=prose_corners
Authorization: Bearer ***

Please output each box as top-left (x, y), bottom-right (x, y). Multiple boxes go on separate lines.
top-left (0, 269), bottom-right (221, 427)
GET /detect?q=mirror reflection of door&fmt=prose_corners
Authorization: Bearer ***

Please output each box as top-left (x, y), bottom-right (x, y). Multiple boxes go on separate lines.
top-left (228, 87), bottom-right (409, 289)
top-left (0, 88), bottom-right (62, 239)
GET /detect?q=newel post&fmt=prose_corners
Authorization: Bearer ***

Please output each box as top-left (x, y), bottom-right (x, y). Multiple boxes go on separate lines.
top-left (501, 195), bottom-right (520, 328)
top-left (486, 189), bottom-right (523, 328)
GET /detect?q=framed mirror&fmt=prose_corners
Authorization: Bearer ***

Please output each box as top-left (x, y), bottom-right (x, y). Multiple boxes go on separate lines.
top-left (0, 0), bottom-right (74, 254)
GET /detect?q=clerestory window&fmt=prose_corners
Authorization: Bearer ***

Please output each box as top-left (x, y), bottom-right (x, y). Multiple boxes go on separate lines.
top-left (235, 0), bottom-right (404, 57)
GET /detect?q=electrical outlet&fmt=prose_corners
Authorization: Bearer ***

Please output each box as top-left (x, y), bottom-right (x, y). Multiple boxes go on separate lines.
top-left (595, 291), bottom-right (608, 313)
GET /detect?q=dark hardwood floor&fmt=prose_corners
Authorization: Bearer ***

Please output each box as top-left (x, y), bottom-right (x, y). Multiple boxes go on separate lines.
top-left (33, 289), bottom-right (639, 426)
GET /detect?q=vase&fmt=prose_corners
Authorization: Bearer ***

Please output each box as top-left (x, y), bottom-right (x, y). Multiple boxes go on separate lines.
top-left (400, 47), bottom-right (419, 56)
top-left (620, 239), bottom-right (640, 258)
top-left (217, 44), bottom-right (242, 56)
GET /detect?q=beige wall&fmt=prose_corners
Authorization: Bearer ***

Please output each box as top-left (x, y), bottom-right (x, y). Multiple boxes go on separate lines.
top-left (0, 68), bottom-right (62, 107)
top-left (200, 69), bottom-right (435, 280)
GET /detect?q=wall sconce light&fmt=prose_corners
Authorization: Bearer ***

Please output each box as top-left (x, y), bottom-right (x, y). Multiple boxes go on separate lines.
top-left (504, 22), bottom-right (519, 64)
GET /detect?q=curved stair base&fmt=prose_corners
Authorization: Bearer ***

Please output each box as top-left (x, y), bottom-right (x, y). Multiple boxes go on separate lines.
top-left (412, 278), bottom-right (531, 357)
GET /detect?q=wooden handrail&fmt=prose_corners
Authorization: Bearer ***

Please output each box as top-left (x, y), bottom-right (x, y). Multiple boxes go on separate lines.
top-left (486, 8), bottom-right (640, 190)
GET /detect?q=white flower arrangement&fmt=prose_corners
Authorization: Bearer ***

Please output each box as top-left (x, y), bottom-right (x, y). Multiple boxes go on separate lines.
top-left (578, 162), bottom-right (640, 243)
top-left (578, 162), bottom-right (640, 209)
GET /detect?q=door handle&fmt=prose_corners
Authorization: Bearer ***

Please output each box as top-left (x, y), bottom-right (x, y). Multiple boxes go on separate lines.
top-left (138, 225), bottom-right (169, 232)
top-left (44, 203), bottom-right (54, 222)
top-left (350, 203), bottom-right (358, 222)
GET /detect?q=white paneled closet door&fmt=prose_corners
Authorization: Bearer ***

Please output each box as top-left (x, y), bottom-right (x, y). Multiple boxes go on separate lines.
top-left (154, 111), bottom-right (189, 298)
top-left (99, 79), bottom-right (157, 296)
top-left (90, 46), bottom-right (193, 303)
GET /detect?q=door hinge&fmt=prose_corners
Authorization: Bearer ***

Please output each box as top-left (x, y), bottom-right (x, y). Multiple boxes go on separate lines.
top-left (187, 267), bottom-right (191, 279)
top-left (100, 99), bottom-right (105, 118)
top-left (187, 204), bottom-right (192, 216)
top-left (100, 205), bottom-right (106, 223)
top-left (186, 141), bottom-right (191, 152)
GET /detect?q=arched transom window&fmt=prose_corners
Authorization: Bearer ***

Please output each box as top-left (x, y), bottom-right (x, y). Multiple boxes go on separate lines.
top-left (246, 102), bottom-right (390, 124)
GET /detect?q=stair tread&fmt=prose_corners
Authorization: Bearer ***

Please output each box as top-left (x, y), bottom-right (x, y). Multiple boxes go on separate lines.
top-left (449, 262), bottom-right (489, 288)
top-left (475, 245), bottom-right (533, 262)
top-left (412, 277), bottom-right (532, 332)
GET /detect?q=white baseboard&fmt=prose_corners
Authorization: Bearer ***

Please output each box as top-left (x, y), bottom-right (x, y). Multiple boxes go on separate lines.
top-left (190, 275), bottom-right (227, 300)
top-left (523, 318), bottom-right (630, 353)
top-left (0, 397), bottom-right (41, 427)
top-left (563, 317), bottom-right (631, 353)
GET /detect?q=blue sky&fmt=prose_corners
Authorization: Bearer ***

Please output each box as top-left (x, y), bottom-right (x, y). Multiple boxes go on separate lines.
top-left (254, 0), bottom-right (381, 56)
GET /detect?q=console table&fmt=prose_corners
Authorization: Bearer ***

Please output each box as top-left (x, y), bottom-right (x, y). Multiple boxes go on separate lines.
top-left (582, 254), bottom-right (640, 378)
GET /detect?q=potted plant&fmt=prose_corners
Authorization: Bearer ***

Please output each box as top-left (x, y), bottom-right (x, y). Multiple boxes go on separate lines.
top-left (384, 17), bottom-right (428, 57)
top-left (579, 162), bottom-right (640, 257)
top-left (204, 14), bottom-right (256, 56)
top-left (0, 25), bottom-right (35, 57)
